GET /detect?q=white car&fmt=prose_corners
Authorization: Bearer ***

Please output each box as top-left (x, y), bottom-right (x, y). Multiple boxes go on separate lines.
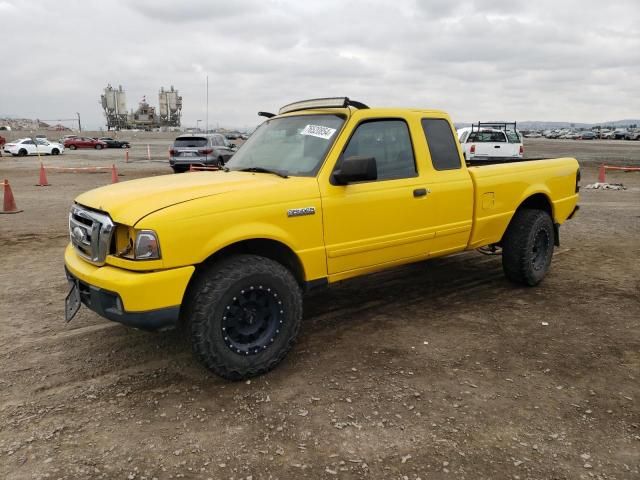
top-left (3, 138), bottom-right (65, 156)
top-left (457, 125), bottom-right (523, 162)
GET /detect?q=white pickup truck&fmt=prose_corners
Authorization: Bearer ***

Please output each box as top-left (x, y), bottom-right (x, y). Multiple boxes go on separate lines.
top-left (457, 122), bottom-right (523, 162)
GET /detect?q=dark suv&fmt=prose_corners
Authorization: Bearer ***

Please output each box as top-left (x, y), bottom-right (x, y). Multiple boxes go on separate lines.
top-left (169, 134), bottom-right (236, 173)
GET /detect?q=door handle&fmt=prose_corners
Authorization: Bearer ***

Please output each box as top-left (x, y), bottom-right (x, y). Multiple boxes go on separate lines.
top-left (413, 188), bottom-right (429, 197)
top-left (494, 145), bottom-right (501, 148)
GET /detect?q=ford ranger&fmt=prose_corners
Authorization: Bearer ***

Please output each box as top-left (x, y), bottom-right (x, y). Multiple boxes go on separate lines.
top-left (64, 97), bottom-right (580, 379)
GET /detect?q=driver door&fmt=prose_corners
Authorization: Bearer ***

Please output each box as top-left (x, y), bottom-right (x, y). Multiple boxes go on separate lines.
top-left (320, 118), bottom-right (436, 277)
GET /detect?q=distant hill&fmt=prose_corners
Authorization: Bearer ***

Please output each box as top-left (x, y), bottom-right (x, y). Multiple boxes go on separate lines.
top-left (0, 117), bottom-right (72, 131)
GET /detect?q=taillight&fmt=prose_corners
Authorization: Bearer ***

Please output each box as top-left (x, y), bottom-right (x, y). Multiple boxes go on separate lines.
top-left (470, 144), bottom-right (476, 154)
top-left (199, 148), bottom-right (213, 155)
top-left (519, 145), bottom-right (524, 155)
top-left (169, 149), bottom-right (176, 155)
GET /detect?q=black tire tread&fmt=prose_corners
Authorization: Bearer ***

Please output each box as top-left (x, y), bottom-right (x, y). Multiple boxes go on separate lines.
top-left (188, 255), bottom-right (302, 380)
top-left (502, 209), bottom-right (554, 286)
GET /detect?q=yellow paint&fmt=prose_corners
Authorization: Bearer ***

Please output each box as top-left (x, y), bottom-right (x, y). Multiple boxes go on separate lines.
top-left (65, 107), bottom-right (579, 314)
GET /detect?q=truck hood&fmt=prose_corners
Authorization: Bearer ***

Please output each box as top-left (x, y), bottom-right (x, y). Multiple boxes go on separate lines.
top-left (75, 171), bottom-right (293, 225)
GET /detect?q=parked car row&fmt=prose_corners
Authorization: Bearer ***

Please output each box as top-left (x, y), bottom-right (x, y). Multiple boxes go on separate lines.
top-left (522, 128), bottom-right (640, 140)
top-left (224, 132), bottom-right (249, 141)
top-left (59, 135), bottom-right (130, 149)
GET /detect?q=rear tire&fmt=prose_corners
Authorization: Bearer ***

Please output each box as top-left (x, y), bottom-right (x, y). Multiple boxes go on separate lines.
top-left (501, 209), bottom-right (554, 286)
top-left (51, 148), bottom-right (59, 155)
top-left (69, 145), bottom-right (77, 150)
top-left (95, 144), bottom-right (103, 150)
top-left (187, 255), bottom-right (303, 380)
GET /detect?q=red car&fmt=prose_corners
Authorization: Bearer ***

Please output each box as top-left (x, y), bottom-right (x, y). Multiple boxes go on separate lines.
top-left (63, 137), bottom-right (108, 150)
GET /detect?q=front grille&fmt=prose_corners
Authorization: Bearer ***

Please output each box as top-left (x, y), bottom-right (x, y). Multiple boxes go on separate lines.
top-left (69, 205), bottom-right (115, 266)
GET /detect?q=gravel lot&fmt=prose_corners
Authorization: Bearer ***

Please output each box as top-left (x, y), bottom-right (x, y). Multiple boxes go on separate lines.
top-left (1, 135), bottom-right (639, 479)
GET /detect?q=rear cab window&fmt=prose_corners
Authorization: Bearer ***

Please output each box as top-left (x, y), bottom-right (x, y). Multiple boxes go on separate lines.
top-left (468, 131), bottom-right (507, 143)
top-left (421, 119), bottom-right (461, 171)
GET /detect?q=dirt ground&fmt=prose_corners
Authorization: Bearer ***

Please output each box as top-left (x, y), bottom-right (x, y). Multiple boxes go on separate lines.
top-left (0, 137), bottom-right (639, 480)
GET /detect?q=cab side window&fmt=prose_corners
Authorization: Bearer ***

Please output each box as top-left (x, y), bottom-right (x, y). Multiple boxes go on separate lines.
top-left (421, 119), bottom-right (461, 171)
top-left (341, 120), bottom-right (416, 181)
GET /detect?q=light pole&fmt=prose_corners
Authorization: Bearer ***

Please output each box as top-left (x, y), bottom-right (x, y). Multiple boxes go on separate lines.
top-left (206, 75), bottom-right (209, 134)
top-left (196, 119), bottom-right (202, 132)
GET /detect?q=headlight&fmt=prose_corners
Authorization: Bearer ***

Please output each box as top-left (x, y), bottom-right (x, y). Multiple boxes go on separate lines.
top-left (114, 226), bottom-right (161, 260)
top-left (134, 230), bottom-right (161, 260)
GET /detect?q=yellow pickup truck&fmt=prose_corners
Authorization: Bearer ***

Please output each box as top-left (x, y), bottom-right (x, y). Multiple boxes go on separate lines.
top-left (64, 97), bottom-right (580, 379)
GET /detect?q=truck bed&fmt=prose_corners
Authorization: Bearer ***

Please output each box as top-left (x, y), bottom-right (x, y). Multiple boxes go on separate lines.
top-left (466, 157), bottom-right (580, 249)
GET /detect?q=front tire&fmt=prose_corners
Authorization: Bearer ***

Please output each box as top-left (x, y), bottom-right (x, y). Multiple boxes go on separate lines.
top-left (51, 148), bottom-right (60, 155)
top-left (501, 209), bottom-right (554, 286)
top-left (18, 149), bottom-right (27, 157)
top-left (187, 255), bottom-right (303, 380)
top-left (95, 144), bottom-right (103, 150)
top-left (69, 145), bottom-right (77, 150)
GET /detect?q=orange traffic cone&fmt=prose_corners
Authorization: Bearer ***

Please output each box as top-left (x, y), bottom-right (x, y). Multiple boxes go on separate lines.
top-left (111, 164), bottom-right (119, 183)
top-left (1, 179), bottom-right (23, 214)
top-left (36, 163), bottom-right (50, 186)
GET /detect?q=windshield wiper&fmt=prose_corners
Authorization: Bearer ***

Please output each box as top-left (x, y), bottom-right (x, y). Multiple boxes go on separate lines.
top-left (237, 167), bottom-right (289, 179)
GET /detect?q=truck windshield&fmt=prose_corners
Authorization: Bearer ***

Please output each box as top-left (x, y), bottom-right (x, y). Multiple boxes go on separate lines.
top-left (225, 114), bottom-right (345, 177)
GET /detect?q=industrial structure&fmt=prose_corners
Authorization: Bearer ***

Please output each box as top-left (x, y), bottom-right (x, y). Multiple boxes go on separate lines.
top-left (100, 84), bottom-right (182, 130)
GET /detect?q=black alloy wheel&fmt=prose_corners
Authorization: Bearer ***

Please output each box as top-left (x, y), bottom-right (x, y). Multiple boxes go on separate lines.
top-left (221, 285), bottom-right (284, 355)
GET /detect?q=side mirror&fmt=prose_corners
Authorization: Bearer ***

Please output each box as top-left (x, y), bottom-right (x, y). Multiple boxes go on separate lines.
top-left (332, 156), bottom-right (377, 185)
top-left (229, 143), bottom-right (237, 149)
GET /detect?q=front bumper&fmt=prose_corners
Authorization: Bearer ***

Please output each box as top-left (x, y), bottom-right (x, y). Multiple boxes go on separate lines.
top-left (64, 244), bottom-right (194, 330)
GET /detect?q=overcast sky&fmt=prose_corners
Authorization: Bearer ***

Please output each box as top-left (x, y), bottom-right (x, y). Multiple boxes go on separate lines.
top-left (1, 0), bottom-right (638, 130)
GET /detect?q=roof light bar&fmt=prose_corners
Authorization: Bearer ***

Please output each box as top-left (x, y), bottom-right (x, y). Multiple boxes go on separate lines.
top-left (278, 97), bottom-right (368, 115)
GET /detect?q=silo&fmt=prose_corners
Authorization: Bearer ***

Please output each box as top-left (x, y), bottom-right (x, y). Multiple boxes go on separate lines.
top-left (103, 85), bottom-right (117, 112)
top-left (158, 87), bottom-right (169, 118)
top-left (116, 85), bottom-right (127, 115)
top-left (167, 86), bottom-right (182, 126)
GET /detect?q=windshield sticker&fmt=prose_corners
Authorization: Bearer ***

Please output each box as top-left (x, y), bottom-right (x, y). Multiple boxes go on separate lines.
top-left (300, 125), bottom-right (337, 140)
